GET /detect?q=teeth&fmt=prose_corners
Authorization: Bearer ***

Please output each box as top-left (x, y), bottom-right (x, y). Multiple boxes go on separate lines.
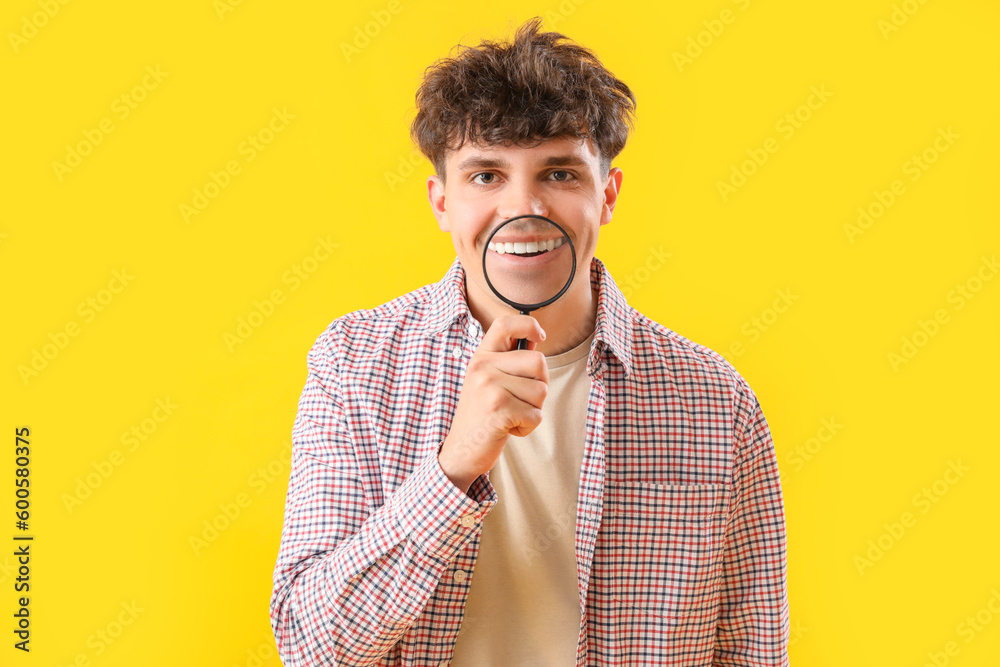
top-left (489, 236), bottom-right (566, 255)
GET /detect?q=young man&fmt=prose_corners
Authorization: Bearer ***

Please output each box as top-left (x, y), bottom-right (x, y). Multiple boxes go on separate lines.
top-left (271, 18), bottom-right (788, 666)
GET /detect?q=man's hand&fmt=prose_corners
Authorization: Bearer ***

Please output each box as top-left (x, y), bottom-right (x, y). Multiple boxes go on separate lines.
top-left (438, 315), bottom-right (550, 493)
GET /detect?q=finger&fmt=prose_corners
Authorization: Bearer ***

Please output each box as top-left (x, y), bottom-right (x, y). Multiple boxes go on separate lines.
top-left (497, 375), bottom-right (549, 411)
top-left (506, 405), bottom-right (544, 438)
top-left (476, 349), bottom-right (550, 384)
top-left (479, 314), bottom-right (546, 352)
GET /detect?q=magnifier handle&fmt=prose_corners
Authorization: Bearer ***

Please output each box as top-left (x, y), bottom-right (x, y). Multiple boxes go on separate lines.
top-left (516, 309), bottom-right (530, 350)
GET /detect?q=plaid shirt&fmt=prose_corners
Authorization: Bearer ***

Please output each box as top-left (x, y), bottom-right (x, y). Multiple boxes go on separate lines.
top-left (270, 257), bottom-right (789, 666)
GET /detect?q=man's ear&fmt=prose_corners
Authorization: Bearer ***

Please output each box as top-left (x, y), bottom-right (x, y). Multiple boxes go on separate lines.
top-left (427, 174), bottom-right (449, 232)
top-left (600, 167), bottom-right (623, 226)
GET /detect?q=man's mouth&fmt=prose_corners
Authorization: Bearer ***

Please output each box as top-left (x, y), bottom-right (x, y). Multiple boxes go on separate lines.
top-left (487, 237), bottom-right (566, 257)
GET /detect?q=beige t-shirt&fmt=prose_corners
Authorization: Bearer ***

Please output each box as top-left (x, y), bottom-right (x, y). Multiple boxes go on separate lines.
top-left (450, 331), bottom-right (594, 666)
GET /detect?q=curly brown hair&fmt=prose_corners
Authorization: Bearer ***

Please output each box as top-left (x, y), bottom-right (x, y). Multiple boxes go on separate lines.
top-left (411, 17), bottom-right (637, 179)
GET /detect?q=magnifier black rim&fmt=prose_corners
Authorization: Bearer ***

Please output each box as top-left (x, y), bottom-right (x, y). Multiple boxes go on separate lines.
top-left (481, 214), bottom-right (578, 313)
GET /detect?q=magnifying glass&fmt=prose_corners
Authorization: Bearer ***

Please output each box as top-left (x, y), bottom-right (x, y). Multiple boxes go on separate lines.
top-left (482, 214), bottom-right (577, 350)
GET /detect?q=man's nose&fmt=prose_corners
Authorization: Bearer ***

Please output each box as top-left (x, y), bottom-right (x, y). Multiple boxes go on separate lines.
top-left (497, 181), bottom-right (548, 220)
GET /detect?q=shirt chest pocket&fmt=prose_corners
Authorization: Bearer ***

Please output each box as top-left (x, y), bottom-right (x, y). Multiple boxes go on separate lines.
top-left (604, 482), bottom-right (730, 619)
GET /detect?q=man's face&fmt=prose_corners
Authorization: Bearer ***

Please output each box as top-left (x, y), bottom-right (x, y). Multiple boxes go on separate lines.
top-left (427, 135), bottom-right (622, 318)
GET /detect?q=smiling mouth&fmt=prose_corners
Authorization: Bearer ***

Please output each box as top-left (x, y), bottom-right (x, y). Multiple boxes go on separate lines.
top-left (488, 237), bottom-right (566, 257)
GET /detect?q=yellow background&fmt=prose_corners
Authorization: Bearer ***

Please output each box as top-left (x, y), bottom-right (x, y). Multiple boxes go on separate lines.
top-left (2, 0), bottom-right (998, 664)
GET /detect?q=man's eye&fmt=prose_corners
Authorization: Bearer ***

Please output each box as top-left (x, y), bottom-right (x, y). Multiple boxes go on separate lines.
top-left (473, 173), bottom-right (497, 185)
top-left (550, 171), bottom-right (573, 181)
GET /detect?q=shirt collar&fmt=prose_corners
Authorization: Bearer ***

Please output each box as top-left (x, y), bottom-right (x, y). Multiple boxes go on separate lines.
top-left (424, 257), bottom-right (636, 377)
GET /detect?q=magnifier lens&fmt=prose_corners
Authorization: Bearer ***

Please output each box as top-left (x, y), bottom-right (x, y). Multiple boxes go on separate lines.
top-left (482, 214), bottom-right (577, 318)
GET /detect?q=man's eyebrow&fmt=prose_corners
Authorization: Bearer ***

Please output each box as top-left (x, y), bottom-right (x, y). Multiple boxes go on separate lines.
top-left (541, 155), bottom-right (588, 167)
top-left (455, 155), bottom-right (510, 172)
top-left (454, 154), bottom-right (588, 172)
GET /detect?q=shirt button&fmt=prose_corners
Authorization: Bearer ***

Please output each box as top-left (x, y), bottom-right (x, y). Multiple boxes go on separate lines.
top-left (460, 513), bottom-right (476, 528)
top-left (453, 569), bottom-right (467, 583)
top-left (467, 324), bottom-right (478, 338)
top-left (451, 346), bottom-right (463, 358)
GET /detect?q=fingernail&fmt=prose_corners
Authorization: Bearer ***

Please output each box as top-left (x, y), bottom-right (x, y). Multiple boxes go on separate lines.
top-left (541, 329), bottom-right (546, 340)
